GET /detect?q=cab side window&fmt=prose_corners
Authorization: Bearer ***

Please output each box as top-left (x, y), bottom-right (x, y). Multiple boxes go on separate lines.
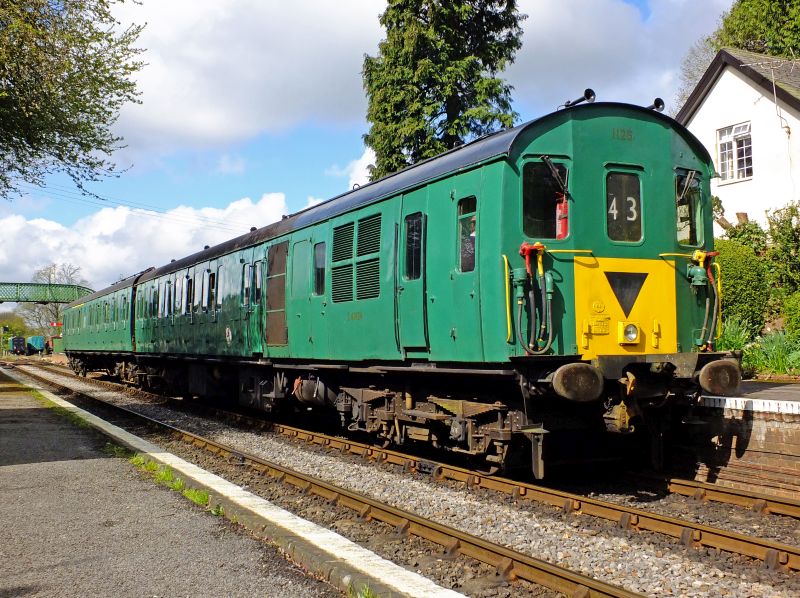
top-left (675, 170), bottom-right (704, 246)
top-left (523, 161), bottom-right (569, 239)
top-left (458, 197), bottom-right (477, 273)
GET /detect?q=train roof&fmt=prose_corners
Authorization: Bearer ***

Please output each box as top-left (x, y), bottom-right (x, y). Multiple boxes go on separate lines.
top-left (70, 102), bottom-right (710, 305)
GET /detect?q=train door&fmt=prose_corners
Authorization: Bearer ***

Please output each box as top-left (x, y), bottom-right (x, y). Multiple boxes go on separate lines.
top-left (249, 255), bottom-right (265, 355)
top-left (446, 172), bottom-right (483, 360)
top-left (290, 237), bottom-right (312, 356)
top-left (397, 188), bottom-right (429, 351)
top-left (265, 241), bottom-right (289, 346)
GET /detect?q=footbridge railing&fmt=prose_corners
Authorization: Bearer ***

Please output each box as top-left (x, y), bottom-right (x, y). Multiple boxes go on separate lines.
top-left (0, 283), bottom-right (94, 304)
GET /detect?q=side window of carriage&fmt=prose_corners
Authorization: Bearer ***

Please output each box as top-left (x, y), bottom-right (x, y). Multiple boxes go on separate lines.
top-left (458, 197), bottom-right (477, 273)
top-left (404, 213), bottom-right (423, 280)
top-left (313, 242), bottom-right (326, 295)
top-left (522, 159), bottom-right (569, 239)
top-left (675, 169), bottom-right (704, 246)
top-left (606, 171), bottom-right (642, 242)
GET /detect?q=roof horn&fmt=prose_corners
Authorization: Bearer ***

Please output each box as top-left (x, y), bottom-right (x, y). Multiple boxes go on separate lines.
top-left (564, 88), bottom-right (596, 107)
top-left (648, 97), bottom-right (665, 112)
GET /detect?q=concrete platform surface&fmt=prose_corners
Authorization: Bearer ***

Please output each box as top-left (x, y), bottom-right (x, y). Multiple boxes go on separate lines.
top-left (0, 374), bottom-right (339, 598)
top-left (737, 380), bottom-right (800, 401)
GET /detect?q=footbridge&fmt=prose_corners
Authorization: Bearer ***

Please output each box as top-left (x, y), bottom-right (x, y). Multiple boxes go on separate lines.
top-left (0, 283), bottom-right (94, 304)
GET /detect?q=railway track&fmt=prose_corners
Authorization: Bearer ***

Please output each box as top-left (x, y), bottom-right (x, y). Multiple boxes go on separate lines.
top-left (9, 361), bottom-right (800, 573)
top-left (4, 362), bottom-right (640, 598)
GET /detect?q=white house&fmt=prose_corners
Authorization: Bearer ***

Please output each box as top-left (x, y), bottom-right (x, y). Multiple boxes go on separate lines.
top-left (676, 48), bottom-right (800, 229)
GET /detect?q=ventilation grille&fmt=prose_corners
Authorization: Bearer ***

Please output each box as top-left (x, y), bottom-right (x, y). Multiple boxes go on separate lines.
top-left (332, 223), bottom-right (354, 262)
top-left (356, 259), bottom-right (380, 300)
top-left (357, 214), bottom-right (381, 256)
top-left (331, 265), bottom-right (353, 303)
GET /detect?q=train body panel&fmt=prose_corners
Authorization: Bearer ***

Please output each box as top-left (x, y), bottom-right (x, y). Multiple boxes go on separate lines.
top-left (61, 101), bottom-right (739, 476)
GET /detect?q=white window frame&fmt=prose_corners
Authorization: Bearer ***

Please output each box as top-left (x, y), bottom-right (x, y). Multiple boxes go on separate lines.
top-left (717, 122), bottom-right (753, 183)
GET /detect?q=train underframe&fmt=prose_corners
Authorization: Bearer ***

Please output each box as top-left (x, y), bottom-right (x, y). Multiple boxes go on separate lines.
top-left (66, 351), bottom-right (740, 478)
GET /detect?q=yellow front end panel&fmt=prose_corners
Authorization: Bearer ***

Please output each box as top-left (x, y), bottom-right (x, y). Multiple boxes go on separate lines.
top-left (574, 257), bottom-right (677, 359)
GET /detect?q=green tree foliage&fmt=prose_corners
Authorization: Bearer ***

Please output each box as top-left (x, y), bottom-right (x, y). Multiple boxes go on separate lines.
top-left (784, 291), bottom-right (800, 337)
top-left (0, 313), bottom-right (31, 338)
top-left (0, 1), bottom-right (143, 197)
top-left (715, 239), bottom-right (769, 338)
top-left (363, 0), bottom-right (524, 180)
top-left (765, 201), bottom-right (800, 296)
top-left (714, 0), bottom-right (800, 56)
top-left (15, 263), bottom-right (89, 335)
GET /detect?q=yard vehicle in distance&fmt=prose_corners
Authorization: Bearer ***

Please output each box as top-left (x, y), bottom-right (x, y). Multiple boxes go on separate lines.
top-left (8, 336), bottom-right (26, 356)
top-left (26, 335), bottom-right (47, 355)
top-left (63, 96), bottom-right (740, 477)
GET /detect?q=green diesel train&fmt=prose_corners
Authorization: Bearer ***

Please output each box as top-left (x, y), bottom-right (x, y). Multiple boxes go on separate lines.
top-left (64, 100), bottom-right (740, 476)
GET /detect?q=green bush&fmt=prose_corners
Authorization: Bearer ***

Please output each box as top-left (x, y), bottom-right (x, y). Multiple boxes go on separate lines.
top-left (742, 332), bottom-right (800, 375)
top-left (716, 315), bottom-right (751, 351)
top-left (766, 202), bottom-right (800, 296)
top-left (784, 292), bottom-right (800, 337)
top-left (715, 239), bottom-right (769, 338)
top-left (725, 220), bottom-right (767, 255)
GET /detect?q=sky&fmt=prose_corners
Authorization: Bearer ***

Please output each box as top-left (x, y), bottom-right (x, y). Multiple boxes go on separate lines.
top-left (0, 0), bottom-right (735, 300)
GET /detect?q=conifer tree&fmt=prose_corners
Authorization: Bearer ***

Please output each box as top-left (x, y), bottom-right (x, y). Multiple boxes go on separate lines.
top-left (363, 1), bottom-right (524, 180)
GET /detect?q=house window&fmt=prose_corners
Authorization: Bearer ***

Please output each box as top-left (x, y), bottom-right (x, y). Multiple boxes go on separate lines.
top-left (718, 122), bottom-right (753, 182)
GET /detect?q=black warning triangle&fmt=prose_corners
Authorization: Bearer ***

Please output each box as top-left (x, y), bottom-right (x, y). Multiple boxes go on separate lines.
top-left (604, 272), bottom-right (648, 318)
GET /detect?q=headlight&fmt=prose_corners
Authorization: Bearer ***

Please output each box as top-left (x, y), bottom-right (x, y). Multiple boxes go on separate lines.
top-left (618, 322), bottom-right (640, 344)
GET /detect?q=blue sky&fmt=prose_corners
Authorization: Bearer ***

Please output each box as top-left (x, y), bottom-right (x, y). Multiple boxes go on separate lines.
top-left (0, 0), bottom-right (733, 291)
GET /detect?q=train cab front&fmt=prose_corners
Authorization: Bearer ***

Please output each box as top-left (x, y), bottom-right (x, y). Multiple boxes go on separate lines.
top-left (572, 245), bottom-right (741, 434)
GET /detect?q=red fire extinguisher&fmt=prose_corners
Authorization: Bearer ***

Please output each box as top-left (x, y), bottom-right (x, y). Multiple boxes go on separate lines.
top-left (555, 192), bottom-right (568, 240)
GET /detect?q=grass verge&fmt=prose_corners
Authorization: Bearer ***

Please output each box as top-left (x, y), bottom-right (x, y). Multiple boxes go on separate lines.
top-left (128, 454), bottom-right (219, 512)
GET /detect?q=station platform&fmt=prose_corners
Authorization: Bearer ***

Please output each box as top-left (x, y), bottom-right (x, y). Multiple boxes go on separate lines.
top-left (737, 380), bottom-right (800, 401)
top-left (0, 373), bottom-right (340, 597)
top-left (0, 370), bottom-right (459, 598)
top-left (701, 380), bottom-right (800, 415)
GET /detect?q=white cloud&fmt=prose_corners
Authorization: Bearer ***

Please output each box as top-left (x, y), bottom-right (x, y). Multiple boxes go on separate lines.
top-left (0, 193), bottom-right (287, 291)
top-left (113, 0), bottom-right (384, 158)
top-left (326, 148), bottom-right (375, 190)
top-left (509, 0), bottom-right (734, 116)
